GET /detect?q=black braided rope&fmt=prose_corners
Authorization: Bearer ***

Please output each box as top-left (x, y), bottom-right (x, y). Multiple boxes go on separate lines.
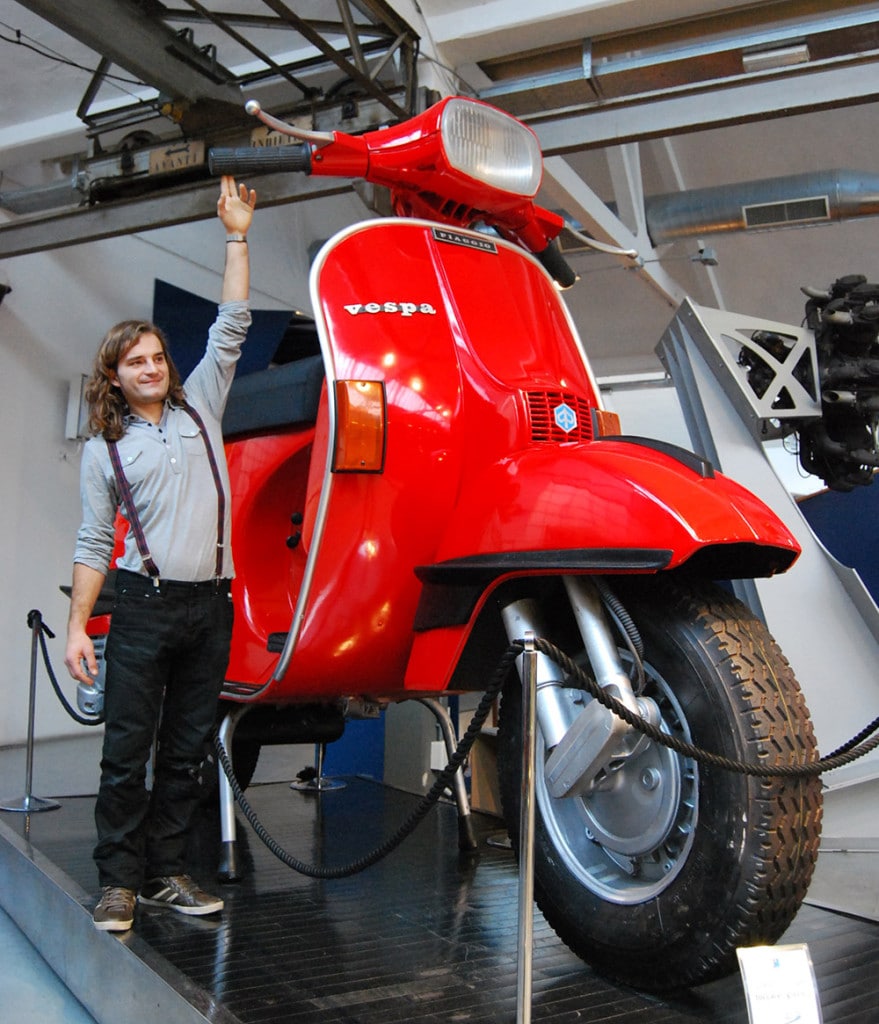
top-left (531, 636), bottom-right (879, 777)
top-left (826, 712), bottom-right (879, 759)
top-left (214, 644), bottom-right (520, 878)
top-left (30, 610), bottom-right (104, 727)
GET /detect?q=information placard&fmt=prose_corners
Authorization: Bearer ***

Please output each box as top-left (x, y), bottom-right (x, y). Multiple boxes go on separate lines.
top-left (736, 943), bottom-right (823, 1024)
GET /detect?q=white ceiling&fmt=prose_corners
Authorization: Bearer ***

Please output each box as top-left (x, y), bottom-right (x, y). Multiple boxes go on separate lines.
top-left (2, 0), bottom-right (879, 375)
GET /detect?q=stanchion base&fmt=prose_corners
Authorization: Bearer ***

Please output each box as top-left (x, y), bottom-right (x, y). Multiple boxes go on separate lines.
top-left (0, 794), bottom-right (61, 813)
top-left (289, 777), bottom-right (347, 793)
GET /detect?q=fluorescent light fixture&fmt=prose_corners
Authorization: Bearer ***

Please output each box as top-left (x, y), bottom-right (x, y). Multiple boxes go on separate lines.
top-left (742, 43), bottom-right (810, 73)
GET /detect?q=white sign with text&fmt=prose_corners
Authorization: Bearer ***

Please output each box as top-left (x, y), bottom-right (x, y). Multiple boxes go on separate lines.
top-left (737, 943), bottom-right (823, 1024)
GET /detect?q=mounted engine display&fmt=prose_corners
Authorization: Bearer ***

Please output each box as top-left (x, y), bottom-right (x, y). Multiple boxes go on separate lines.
top-left (739, 274), bottom-right (879, 490)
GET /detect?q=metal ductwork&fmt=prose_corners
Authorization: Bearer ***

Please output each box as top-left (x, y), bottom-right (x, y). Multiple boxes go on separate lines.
top-left (644, 169), bottom-right (879, 245)
top-left (0, 174), bottom-right (90, 216)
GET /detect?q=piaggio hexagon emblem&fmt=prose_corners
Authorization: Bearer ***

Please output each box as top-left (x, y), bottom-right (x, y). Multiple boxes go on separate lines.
top-left (553, 402), bottom-right (577, 433)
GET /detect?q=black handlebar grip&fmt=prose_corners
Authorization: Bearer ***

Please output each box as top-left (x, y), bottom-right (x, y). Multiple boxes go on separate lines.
top-left (536, 239), bottom-right (578, 290)
top-left (208, 144), bottom-right (312, 176)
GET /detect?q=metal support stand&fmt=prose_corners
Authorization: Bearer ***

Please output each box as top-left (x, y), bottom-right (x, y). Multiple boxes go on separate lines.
top-left (516, 636), bottom-right (538, 1024)
top-left (0, 611), bottom-right (60, 814)
top-left (415, 697), bottom-right (478, 851)
top-left (217, 705), bottom-right (248, 881)
top-left (290, 742), bottom-right (347, 792)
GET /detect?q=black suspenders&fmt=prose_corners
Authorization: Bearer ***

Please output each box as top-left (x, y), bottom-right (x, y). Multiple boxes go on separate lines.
top-left (106, 403), bottom-right (226, 584)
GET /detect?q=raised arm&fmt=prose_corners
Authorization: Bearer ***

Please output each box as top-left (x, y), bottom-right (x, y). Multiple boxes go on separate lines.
top-left (217, 176), bottom-right (257, 303)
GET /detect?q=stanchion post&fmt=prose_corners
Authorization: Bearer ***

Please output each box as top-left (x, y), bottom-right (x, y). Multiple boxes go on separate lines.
top-left (0, 610), bottom-right (61, 813)
top-left (516, 634), bottom-right (538, 1024)
top-left (290, 742), bottom-right (347, 792)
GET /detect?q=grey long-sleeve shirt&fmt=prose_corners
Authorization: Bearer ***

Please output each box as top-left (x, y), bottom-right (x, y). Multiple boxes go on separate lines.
top-left (73, 300), bottom-right (251, 582)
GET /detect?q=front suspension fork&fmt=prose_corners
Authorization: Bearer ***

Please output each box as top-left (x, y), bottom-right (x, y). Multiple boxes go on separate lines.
top-left (500, 576), bottom-right (659, 798)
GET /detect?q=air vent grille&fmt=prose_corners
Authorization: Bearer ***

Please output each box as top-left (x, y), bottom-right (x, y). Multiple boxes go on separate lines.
top-left (743, 195), bottom-right (830, 229)
top-left (526, 391), bottom-right (595, 443)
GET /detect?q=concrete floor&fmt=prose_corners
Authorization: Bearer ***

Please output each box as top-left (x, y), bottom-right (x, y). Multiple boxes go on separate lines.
top-left (0, 732), bottom-right (310, 1024)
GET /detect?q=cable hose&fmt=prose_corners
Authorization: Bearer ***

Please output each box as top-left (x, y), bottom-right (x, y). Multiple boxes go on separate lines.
top-left (594, 577), bottom-right (644, 659)
top-left (594, 578), bottom-right (645, 691)
top-left (213, 644), bottom-right (520, 878)
top-left (30, 611), bottom-right (104, 727)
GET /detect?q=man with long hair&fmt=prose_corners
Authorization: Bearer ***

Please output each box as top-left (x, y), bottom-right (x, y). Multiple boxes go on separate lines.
top-left (64, 176), bottom-right (257, 931)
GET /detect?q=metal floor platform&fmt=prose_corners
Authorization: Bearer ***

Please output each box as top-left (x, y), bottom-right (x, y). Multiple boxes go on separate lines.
top-left (2, 777), bottom-right (878, 1024)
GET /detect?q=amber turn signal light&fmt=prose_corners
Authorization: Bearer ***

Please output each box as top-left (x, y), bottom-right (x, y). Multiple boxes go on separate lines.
top-left (591, 408), bottom-right (621, 437)
top-left (333, 380), bottom-right (386, 472)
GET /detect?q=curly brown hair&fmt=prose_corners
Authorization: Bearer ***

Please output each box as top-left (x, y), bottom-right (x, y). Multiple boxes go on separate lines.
top-left (85, 320), bottom-right (186, 441)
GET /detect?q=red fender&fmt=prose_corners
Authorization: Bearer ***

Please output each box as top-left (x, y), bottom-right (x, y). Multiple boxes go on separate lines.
top-left (428, 437), bottom-right (798, 573)
top-left (402, 436), bottom-right (799, 692)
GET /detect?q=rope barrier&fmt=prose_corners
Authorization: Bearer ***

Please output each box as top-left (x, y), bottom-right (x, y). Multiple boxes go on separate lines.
top-left (25, 607), bottom-right (879, 875)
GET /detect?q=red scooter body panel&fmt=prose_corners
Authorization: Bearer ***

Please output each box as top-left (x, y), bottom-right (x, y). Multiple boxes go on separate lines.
top-left (240, 219), bottom-right (798, 702)
top-left (223, 426), bottom-right (315, 691)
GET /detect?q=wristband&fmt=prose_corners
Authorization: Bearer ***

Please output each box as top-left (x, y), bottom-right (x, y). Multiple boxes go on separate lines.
top-left (226, 233), bottom-right (247, 243)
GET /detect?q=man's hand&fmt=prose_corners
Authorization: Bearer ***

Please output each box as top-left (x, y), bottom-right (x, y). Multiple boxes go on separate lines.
top-left (218, 176), bottom-right (255, 303)
top-left (217, 176), bottom-right (256, 236)
top-left (64, 630), bottom-right (99, 686)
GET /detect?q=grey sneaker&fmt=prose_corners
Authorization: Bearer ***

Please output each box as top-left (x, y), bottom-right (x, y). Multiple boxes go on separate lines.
top-left (139, 875), bottom-right (224, 916)
top-left (93, 886), bottom-right (136, 931)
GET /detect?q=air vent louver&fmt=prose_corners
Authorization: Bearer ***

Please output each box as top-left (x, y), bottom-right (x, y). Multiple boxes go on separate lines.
top-left (743, 195), bottom-right (830, 229)
top-left (526, 391), bottom-right (595, 443)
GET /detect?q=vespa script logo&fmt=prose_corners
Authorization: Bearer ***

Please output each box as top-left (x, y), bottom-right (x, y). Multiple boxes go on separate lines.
top-left (343, 301), bottom-right (437, 317)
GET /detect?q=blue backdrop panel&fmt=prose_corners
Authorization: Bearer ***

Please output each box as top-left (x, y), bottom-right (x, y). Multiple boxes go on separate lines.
top-left (799, 484), bottom-right (879, 602)
top-left (321, 716), bottom-right (386, 780)
top-left (152, 279), bottom-right (291, 378)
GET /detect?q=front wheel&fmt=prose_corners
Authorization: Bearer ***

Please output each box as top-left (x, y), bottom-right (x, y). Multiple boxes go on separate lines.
top-left (496, 576), bottom-right (822, 992)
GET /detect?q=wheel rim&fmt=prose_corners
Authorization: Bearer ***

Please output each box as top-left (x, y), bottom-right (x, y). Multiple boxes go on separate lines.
top-left (537, 658), bottom-right (698, 904)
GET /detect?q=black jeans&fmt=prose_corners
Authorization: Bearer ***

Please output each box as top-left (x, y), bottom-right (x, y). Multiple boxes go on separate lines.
top-left (94, 569), bottom-right (233, 890)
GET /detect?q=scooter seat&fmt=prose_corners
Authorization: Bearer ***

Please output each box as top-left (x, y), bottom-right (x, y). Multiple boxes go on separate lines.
top-left (222, 355), bottom-right (324, 438)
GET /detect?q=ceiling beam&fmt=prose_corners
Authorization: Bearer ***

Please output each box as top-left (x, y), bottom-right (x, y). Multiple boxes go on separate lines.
top-left (0, 175), bottom-right (354, 259)
top-left (17, 0), bottom-right (244, 108)
top-left (258, 0), bottom-right (410, 119)
top-left (530, 58), bottom-right (879, 153)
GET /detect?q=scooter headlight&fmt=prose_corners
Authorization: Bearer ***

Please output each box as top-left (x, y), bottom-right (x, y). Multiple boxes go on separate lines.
top-left (440, 98), bottom-right (542, 198)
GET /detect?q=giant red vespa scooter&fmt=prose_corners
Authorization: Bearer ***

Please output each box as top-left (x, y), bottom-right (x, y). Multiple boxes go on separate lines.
top-left (90, 95), bottom-right (823, 993)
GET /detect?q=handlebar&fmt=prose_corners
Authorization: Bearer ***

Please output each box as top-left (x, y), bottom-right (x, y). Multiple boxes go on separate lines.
top-left (209, 98), bottom-right (580, 289)
top-left (208, 144), bottom-right (312, 177)
top-left (535, 240), bottom-right (578, 290)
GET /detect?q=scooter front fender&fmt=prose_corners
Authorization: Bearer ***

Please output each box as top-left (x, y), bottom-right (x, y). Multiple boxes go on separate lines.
top-left (402, 436), bottom-right (799, 691)
top-left (432, 436), bottom-right (798, 575)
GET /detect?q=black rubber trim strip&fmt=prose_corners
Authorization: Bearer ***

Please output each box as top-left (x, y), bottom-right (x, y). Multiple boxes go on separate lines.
top-left (413, 548), bottom-right (672, 631)
top-left (415, 548), bottom-right (672, 585)
top-left (597, 434), bottom-right (716, 478)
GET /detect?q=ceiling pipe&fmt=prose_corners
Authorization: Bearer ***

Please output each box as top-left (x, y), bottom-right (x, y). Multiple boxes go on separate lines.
top-left (644, 169), bottom-right (879, 245)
